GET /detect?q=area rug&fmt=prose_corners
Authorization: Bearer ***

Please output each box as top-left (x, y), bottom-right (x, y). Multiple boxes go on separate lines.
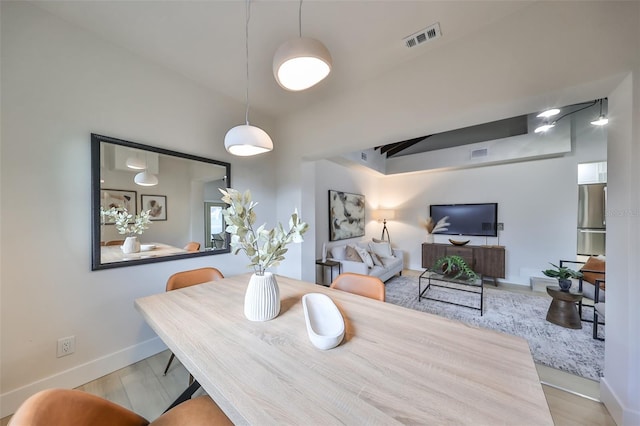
top-left (385, 275), bottom-right (604, 381)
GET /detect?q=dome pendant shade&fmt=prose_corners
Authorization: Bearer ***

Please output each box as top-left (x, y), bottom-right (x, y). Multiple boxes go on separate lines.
top-left (126, 156), bottom-right (147, 170)
top-left (273, 37), bottom-right (332, 91)
top-left (224, 124), bottom-right (273, 156)
top-left (591, 115), bottom-right (609, 126)
top-left (134, 170), bottom-right (158, 186)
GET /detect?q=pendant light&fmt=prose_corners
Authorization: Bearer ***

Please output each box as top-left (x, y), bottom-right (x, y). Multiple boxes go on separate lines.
top-left (590, 98), bottom-right (609, 126)
top-left (224, 0), bottom-right (273, 157)
top-left (134, 170), bottom-right (158, 186)
top-left (273, 0), bottom-right (332, 91)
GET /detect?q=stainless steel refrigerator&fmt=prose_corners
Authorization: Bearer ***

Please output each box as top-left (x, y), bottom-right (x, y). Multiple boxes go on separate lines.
top-left (577, 183), bottom-right (606, 256)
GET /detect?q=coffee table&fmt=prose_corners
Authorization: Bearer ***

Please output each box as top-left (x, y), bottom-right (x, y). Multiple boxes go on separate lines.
top-left (419, 269), bottom-right (484, 315)
top-left (545, 286), bottom-right (583, 329)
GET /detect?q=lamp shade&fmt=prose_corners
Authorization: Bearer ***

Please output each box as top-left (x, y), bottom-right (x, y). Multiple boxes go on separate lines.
top-left (224, 124), bottom-right (273, 156)
top-left (590, 115), bottom-right (609, 126)
top-left (134, 170), bottom-right (158, 186)
top-left (273, 37), bottom-right (332, 91)
top-left (126, 156), bottom-right (147, 170)
top-left (372, 209), bottom-right (395, 221)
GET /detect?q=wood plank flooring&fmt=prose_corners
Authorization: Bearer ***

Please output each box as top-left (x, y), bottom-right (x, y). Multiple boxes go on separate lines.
top-left (2, 350), bottom-right (614, 425)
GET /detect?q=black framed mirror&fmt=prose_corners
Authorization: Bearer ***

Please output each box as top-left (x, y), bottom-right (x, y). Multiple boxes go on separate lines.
top-left (91, 133), bottom-right (231, 270)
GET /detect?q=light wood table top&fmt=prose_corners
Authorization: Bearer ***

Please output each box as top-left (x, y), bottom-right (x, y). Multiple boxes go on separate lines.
top-left (135, 273), bottom-right (552, 425)
top-left (101, 242), bottom-right (187, 264)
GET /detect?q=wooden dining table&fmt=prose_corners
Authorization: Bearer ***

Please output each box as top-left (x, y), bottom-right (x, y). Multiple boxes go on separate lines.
top-left (134, 273), bottom-right (553, 425)
top-left (101, 242), bottom-right (187, 264)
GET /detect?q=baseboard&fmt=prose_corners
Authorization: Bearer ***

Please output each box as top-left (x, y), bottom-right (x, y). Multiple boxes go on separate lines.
top-left (600, 376), bottom-right (640, 425)
top-left (0, 337), bottom-right (167, 418)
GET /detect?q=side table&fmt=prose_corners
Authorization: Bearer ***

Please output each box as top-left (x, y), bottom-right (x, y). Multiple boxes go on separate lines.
top-left (315, 259), bottom-right (341, 286)
top-left (545, 286), bottom-right (583, 329)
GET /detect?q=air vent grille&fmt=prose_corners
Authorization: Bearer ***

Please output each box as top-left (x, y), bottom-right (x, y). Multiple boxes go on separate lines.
top-left (471, 148), bottom-right (488, 159)
top-left (403, 23), bottom-right (442, 48)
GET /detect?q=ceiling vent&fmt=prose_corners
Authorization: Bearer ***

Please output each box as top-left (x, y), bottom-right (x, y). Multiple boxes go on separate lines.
top-left (470, 148), bottom-right (489, 159)
top-left (403, 23), bottom-right (442, 48)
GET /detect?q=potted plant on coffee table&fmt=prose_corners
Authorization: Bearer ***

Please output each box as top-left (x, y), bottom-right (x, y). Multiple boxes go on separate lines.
top-left (433, 255), bottom-right (478, 281)
top-left (542, 263), bottom-right (583, 291)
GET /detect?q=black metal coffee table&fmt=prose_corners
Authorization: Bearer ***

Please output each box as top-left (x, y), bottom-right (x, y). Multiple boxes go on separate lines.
top-left (419, 269), bottom-right (484, 315)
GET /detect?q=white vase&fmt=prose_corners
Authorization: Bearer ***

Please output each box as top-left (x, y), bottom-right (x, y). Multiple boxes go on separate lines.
top-left (426, 233), bottom-right (434, 244)
top-left (121, 236), bottom-right (141, 254)
top-left (244, 272), bottom-right (280, 321)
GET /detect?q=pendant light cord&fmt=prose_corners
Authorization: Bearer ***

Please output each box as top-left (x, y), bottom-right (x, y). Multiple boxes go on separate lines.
top-left (244, 0), bottom-right (251, 125)
top-left (298, 0), bottom-right (302, 38)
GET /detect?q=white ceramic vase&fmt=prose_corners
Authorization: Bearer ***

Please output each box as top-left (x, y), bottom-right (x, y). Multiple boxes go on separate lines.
top-left (244, 272), bottom-right (280, 321)
top-left (425, 233), bottom-right (434, 244)
top-left (121, 236), bottom-right (141, 254)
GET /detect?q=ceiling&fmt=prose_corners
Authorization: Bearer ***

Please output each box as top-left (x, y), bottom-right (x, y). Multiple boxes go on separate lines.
top-left (34, 1), bottom-right (534, 121)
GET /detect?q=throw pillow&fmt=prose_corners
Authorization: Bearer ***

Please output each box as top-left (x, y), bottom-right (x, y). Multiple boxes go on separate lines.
top-left (371, 251), bottom-right (384, 267)
top-left (330, 245), bottom-right (347, 260)
top-left (345, 245), bottom-right (363, 262)
top-left (369, 241), bottom-right (393, 259)
top-left (581, 256), bottom-right (606, 289)
top-left (354, 245), bottom-right (374, 268)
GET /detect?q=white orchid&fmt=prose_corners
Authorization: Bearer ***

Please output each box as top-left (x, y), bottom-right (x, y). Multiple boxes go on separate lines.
top-left (220, 188), bottom-right (308, 275)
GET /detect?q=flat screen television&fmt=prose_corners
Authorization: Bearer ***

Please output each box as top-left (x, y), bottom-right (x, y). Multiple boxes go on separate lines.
top-left (430, 203), bottom-right (498, 237)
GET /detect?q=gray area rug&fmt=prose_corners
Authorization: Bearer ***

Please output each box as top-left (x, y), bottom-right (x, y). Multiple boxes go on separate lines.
top-left (385, 275), bottom-right (604, 381)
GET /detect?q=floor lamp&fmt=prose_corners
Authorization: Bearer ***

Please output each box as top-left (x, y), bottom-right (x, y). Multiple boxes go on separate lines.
top-left (372, 209), bottom-right (396, 242)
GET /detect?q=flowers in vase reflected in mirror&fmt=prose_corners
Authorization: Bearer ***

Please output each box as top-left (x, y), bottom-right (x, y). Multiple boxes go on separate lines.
top-left (100, 207), bottom-right (152, 236)
top-left (220, 188), bottom-right (309, 276)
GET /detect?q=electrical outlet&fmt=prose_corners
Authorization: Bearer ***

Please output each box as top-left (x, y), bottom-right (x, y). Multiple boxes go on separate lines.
top-left (57, 336), bottom-right (75, 358)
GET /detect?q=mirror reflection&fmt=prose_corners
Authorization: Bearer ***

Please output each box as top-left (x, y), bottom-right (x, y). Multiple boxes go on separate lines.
top-left (91, 134), bottom-right (231, 270)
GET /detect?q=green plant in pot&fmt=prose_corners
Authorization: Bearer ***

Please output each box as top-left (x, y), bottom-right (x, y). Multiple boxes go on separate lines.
top-left (542, 263), bottom-right (583, 292)
top-left (433, 255), bottom-right (478, 281)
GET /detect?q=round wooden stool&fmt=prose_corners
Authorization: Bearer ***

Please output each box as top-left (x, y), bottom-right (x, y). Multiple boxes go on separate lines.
top-left (546, 286), bottom-right (583, 329)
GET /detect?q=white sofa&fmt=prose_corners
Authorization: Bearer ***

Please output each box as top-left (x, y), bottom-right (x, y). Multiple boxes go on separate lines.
top-left (327, 240), bottom-right (403, 282)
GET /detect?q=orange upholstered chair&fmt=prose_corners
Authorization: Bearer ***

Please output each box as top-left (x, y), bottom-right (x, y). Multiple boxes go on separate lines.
top-left (164, 267), bottom-right (224, 379)
top-left (183, 242), bottom-right (201, 252)
top-left (8, 388), bottom-right (232, 426)
top-left (330, 272), bottom-right (385, 302)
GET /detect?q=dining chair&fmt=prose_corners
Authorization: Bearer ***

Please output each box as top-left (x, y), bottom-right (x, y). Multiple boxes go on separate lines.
top-left (105, 240), bottom-right (125, 246)
top-left (164, 267), bottom-right (224, 380)
top-left (183, 242), bottom-right (201, 252)
top-left (330, 272), bottom-right (385, 302)
top-left (8, 388), bottom-right (232, 426)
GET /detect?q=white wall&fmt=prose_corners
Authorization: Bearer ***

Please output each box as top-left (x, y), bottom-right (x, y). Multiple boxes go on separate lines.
top-left (0, 2), bottom-right (277, 415)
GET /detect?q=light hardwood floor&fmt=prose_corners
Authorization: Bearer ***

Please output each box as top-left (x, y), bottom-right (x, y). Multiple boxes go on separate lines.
top-left (2, 349), bottom-right (614, 425)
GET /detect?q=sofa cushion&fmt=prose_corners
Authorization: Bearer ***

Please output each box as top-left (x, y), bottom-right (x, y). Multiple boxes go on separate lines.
top-left (330, 245), bottom-right (347, 260)
top-left (345, 245), bottom-right (363, 262)
top-left (380, 255), bottom-right (402, 270)
top-left (581, 256), bottom-right (606, 289)
top-left (354, 245), bottom-right (374, 268)
top-left (369, 241), bottom-right (393, 258)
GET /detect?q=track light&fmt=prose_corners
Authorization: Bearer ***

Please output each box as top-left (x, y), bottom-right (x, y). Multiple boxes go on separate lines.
top-left (273, 0), bottom-right (332, 91)
top-left (224, 0), bottom-right (273, 156)
top-left (536, 108), bottom-right (560, 118)
top-left (590, 99), bottom-right (608, 126)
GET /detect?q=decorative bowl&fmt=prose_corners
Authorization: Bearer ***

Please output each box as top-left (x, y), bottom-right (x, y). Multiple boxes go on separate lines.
top-left (302, 293), bottom-right (344, 350)
top-left (448, 239), bottom-right (470, 246)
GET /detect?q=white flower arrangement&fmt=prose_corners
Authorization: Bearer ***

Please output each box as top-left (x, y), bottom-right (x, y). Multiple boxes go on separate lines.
top-left (220, 188), bottom-right (309, 276)
top-left (101, 207), bottom-right (152, 236)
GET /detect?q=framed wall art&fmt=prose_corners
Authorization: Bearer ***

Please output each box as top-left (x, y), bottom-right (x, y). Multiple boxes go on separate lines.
top-left (328, 190), bottom-right (365, 241)
top-left (100, 189), bottom-right (137, 224)
top-left (141, 195), bottom-right (167, 221)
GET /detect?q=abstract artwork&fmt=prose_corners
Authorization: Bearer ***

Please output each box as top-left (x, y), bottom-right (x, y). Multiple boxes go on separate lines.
top-left (141, 195), bottom-right (167, 221)
top-left (329, 190), bottom-right (365, 241)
